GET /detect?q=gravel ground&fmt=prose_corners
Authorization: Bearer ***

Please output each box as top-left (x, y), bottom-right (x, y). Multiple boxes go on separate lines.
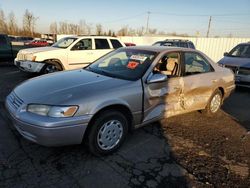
top-left (0, 63), bottom-right (249, 187)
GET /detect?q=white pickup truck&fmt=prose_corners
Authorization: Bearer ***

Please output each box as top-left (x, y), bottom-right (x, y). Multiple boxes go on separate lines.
top-left (14, 36), bottom-right (125, 73)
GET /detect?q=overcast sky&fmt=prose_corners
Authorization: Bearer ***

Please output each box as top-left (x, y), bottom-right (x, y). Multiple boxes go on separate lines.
top-left (1, 0), bottom-right (250, 37)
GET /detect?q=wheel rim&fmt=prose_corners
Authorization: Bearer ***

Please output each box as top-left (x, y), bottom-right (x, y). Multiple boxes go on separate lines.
top-left (97, 120), bottom-right (123, 150)
top-left (45, 64), bottom-right (60, 73)
top-left (210, 94), bottom-right (221, 113)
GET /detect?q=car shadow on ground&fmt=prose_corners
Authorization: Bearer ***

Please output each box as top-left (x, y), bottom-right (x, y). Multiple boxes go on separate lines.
top-left (222, 87), bottom-right (250, 131)
top-left (0, 103), bottom-right (187, 188)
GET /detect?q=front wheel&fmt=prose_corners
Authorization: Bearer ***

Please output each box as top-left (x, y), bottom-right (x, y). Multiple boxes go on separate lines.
top-left (87, 110), bottom-right (129, 156)
top-left (202, 89), bottom-right (222, 116)
top-left (42, 62), bottom-right (62, 74)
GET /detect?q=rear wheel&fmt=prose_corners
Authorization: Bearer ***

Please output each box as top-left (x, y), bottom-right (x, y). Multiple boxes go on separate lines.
top-left (202, 89), bottom-right (222, 116)
top-left (87, 110), bottom-right (128, 156)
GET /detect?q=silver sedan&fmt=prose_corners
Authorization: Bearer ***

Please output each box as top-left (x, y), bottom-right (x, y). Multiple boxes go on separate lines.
top-left (6, 46), bottom-right (235, 155)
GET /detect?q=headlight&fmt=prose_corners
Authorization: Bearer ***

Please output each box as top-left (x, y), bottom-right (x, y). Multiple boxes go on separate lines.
top-left (218, 63), bottom-right (224, 67)
top-left (26, 54), bottom-right (36, 61)
top-left (27, 104), bottom-right (78, 117)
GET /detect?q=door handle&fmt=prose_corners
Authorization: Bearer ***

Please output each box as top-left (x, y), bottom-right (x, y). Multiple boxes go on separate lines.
top-left (212, 79), bottom-right (218, 83)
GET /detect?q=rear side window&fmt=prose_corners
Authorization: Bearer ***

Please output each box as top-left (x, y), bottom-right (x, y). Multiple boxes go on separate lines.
top-left (95, 39), bottom-right (110, 49)
top-left (110, 39), bottom-right (123, 49)
top-left (188, 42), bottom-right (195, 49)
top-left (184, 52), bottom-right (213, 76)
top-left (180, 42), bottom-right (188, 48)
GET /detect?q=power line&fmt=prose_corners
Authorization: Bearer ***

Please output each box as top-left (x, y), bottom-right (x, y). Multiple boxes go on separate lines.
top-left (152, 12), bottom-right (250, 17)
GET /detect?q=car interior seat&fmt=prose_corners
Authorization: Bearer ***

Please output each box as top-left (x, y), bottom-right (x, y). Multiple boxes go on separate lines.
top-left (109, 58), bottom-right (123, 69)
top-left (161, 58), bottom-right (178, 76)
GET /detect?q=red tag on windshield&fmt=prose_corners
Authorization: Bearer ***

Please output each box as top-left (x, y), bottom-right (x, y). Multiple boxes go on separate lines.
top-left (127, 61), bottom-right (139, 69)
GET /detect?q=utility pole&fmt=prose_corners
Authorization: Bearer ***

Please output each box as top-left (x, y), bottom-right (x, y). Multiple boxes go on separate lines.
top-left (146, 11), bottom-right (151, 34)
top-left (206, 16), bottom-right (212, 38)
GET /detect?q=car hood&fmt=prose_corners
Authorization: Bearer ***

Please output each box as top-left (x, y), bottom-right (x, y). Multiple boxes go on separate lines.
top-left (19, 46), bottom-right (61, 54)
top-left (14, 69), bottom-right (131, 104)
top-left (218, 56), bottom-right (250, 68)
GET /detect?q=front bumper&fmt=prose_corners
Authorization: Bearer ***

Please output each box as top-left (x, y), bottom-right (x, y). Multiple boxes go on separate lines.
top-left (235, 74), bottom-right (250, 88)
top-left (14, 60), bottom-right (45, 73)
top-left (223, 64), bottom-right (250, 88)
top-left (5, 94), bottom-right (92, 146)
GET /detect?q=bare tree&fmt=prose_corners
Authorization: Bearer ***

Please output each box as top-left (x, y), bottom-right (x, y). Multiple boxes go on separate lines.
top-left (79, 20), bottom-right (89, 35)
top-left (59, 21), bottom-right (68, 34)
top-left (117, 26), bottom-right (128, 36)
top-left (108, 29), bottom-right (112, 36)
top-left (49, 22), bottom-right (58, 34)
top-left (148, 28), bottom-right (157, 35)
top-left (136, 27), bottom-right (144, 36)
top-left (7, 11), bottom-right (18, 35)
top-left (23, 9), bottom-right (38, 36)
top-left (0, 9), bottom-right (8, 33)
top-left (96, 24), bottom-right (103, 35)
top-left (68, 23), bottom-right (79, 34)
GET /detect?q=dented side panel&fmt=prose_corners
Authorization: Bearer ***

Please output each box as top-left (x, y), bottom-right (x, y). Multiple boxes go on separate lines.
top-left (143, 77), bottom-right (185, 122)
top-left (181, 73), bottom-right (215, 113)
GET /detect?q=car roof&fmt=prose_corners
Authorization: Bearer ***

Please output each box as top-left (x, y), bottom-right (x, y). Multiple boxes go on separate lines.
top-left (237, 42), bottom-right (250, 45)
top-left (155, 39), bottom-right (193, 43)
top-left (69, 35), bottom-right (120, 40)
top-left (124, 45), bottom-right (197, 53)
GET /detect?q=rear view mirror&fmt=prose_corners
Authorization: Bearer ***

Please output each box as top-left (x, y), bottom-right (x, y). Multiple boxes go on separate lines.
top-left (147, 73), bottom-right (167, 84)
top-left (224, 52), bottom-right (229, 56)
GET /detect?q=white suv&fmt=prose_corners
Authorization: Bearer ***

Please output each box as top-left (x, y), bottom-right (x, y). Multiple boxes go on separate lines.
top-left (14, 36), bottom-right (125, 73)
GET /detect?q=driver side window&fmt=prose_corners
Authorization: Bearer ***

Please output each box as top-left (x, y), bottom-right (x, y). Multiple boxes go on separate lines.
top-left (184, 52), bottom-right (213, 76)
top-left (71, 39), bottom-right (92, 50)
top-left (154, 52), bottom-right (180, 77)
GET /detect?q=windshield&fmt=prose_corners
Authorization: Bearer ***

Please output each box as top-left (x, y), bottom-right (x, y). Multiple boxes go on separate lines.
top-left (87, 48), bottom-right (157, 81)
top-left (229, 44), bottom-right (250, 58)
top-left (52, 37), bottom-right (77, 48)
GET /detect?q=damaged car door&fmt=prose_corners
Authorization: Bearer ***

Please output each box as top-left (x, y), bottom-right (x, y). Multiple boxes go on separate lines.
top-left (142, 52), bottom-right (185, 123)
top-left (181, 51), bottom-right (216, 112)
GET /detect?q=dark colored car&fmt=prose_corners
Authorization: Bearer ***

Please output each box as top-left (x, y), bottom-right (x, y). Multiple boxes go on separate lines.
top-left (0, 34), bottom-right (13, 62)
top-left (218, 42), bottom-right (250, 88)
top-left (153, 39), bottom-right (195, 49)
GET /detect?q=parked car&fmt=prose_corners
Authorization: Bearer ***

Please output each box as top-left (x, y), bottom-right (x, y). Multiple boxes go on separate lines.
top-left (25, 39), bottom-right (49, 47)
top-left (0, 34), bottom-right (13, 62)
top-left (218, 42), bottom-right (250, 88)
top-left (153, 39), bottom-right (195, 49)
top-left (6, 46), bottom-right (235, 155)
top-left (124, 42), bottom-right (136, 46)
top-left (14, 36), bottom-right (125, 74)
top-left (16, 36), bottom-right (34, 43)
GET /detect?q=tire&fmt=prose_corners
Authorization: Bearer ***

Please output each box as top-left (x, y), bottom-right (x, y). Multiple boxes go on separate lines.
top-left (202, 89), bottom-right (223, 117)
top-left (87, 110), bottom-right (129, 156)
top-left (42, 61), bottom-right (62, 74)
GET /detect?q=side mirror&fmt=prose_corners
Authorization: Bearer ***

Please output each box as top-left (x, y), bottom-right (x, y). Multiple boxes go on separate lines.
top-left (147, 73), bottom-right (167, 84)
top-left (224, 52), bottom-right (229, 56)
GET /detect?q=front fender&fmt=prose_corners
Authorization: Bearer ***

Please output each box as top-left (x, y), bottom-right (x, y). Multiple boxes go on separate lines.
top-left (90, 99), bottom-right (131, 115)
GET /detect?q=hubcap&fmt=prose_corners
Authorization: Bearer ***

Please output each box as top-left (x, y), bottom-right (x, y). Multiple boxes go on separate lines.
top-left (210, 94), bottom-right (221, 113)
top-left (97, 120), bottom-right (123, 150)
